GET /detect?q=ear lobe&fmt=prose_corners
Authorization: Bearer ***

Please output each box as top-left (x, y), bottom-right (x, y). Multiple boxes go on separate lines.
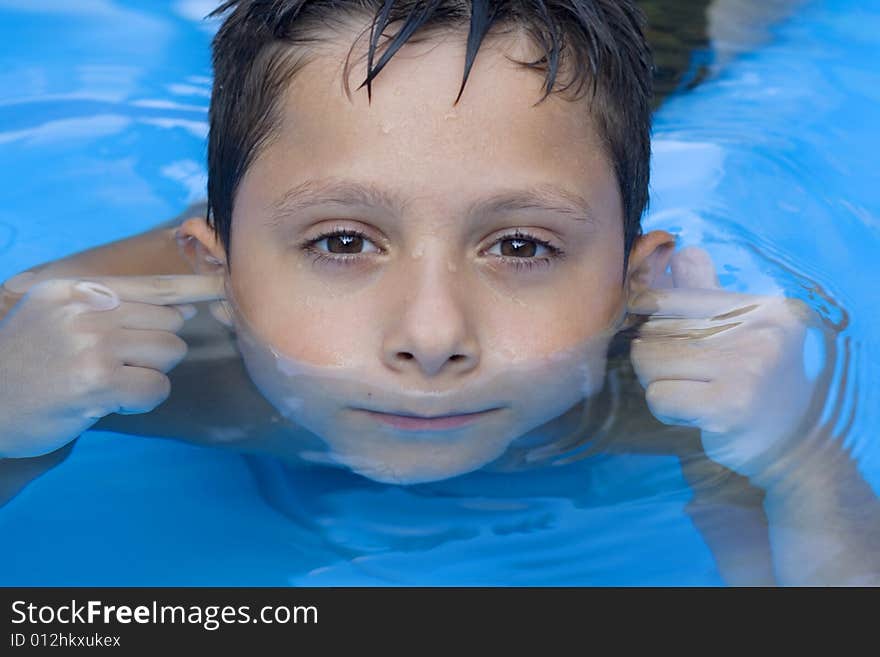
top-left (174, 217), bottom-right (228, 275)
top-left (625, 230), bottom-right (677, 299)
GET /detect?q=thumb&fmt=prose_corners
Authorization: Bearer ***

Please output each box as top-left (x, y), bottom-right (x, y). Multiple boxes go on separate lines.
top-left (670, 246), bottom-right (720, 289)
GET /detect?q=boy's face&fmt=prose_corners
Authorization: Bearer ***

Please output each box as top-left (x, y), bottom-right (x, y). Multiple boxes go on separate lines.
top-left (189, 33), bottom-right (670, 483)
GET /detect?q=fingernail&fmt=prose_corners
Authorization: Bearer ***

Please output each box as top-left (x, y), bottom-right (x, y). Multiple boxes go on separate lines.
top-left (74, 281), bottom-right (119, 310)
top-left (178, 304), bottom-right (197, 320)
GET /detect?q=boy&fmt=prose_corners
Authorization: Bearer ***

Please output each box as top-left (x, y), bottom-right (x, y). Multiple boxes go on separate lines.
top-left (1, 0), bottom-right (877, 584)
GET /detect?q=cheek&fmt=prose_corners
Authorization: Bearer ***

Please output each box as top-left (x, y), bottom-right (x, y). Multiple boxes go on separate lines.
top-left (486, 270), bottom-right (625, 360)
top-left (229, 260), bottom-right (377, 368)
top-left (237, 286), bottom-right (373, 367)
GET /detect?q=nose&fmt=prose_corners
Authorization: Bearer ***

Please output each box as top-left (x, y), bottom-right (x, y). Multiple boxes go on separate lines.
top-left (381, 257), bottom-right (480, 378)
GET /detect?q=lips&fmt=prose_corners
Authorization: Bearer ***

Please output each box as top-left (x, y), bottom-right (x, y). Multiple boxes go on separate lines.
top-left (357, 408), bottom-right (500, 431)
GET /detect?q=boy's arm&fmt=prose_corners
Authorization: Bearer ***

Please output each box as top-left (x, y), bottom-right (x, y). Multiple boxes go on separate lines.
top-left (760, 436), bottom-right (880, 586)
top-left (0, 205), bottom-right (199, 503)
top-left (2, 202), bottom-right (206, 288)
top-left (3, 201), bottom-right (301, 449)
top-left (630, 246), bottom-right (880, 585)
top-left (0, 202), bottom-right (292, 506)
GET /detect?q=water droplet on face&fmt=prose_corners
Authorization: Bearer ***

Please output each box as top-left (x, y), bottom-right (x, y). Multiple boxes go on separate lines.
top-left (411, 244), bottom-right (425, 259)
top-left (379, 121), bottom-right (392, 134)
top-left (443, 111), bottom-right (458, 121)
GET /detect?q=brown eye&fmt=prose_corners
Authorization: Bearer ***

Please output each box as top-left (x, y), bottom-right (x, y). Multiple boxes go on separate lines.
top-left (327, 234), bottom-right (363, 254)
top-left (486, 232), bottom-right (561, 270)
top-left (499, 238), bottom-right (540, 257)
top-left (310, 231), bottom-right (380, 256)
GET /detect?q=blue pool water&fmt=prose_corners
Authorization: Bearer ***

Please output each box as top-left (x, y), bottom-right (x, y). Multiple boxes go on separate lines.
top-left (0, 0), bottom-right (878, 585)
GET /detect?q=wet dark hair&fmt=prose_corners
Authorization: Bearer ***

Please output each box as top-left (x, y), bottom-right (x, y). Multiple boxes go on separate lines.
top-left (207, 0), bottom-right (653, 269)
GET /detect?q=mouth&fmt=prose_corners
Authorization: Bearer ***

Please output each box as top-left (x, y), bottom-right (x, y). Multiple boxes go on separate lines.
top-left (355, 407), bottom-right (502, 431)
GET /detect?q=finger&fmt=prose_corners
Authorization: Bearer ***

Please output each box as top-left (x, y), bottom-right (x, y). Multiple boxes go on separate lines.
top-left (73, 274), bottom-right (225, 306)
top-left (111, 329), bottom-right (188, 372)
top-left (25, 279), bottom-right (120, 311)
top-left (173, 304), bottom-right (198, 321)
top-left (644, 379), bottom-right (716, 427)
top-left (628, 287), bottom-right (761, 319)
top-left (636, 317), bottom-right (743, 340)
top-left (670, 246), bottom-right (720, 289)
top-left (630, 338), bottom-right (721, 385)
top-left (105, 366), bottom-right (172, 415)
top-left (113, 301), bottom-right (190, 332)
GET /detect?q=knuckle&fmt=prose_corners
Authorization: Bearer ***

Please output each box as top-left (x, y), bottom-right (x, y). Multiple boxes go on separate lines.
top-left (150, 276), bottom-right (177, 298)
top-left (70, 355), bottom-right (115, 392)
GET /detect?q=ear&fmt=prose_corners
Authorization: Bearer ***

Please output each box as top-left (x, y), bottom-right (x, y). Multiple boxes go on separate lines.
top-left (174, 216), bottom-right (228, 275)
top-left (625, 229), bottom-right (677, 300)
top-left (174, 217), bottom-right (235, 328)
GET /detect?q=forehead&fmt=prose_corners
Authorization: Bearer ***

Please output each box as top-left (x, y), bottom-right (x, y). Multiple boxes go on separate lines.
top-left (240, 32), bottom-right (621, 224)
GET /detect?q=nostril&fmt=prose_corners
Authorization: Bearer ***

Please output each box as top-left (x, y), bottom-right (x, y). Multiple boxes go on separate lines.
top-left (449, 354), bottom-right (465, 362)
top-left (398, 352), bottom-right (414, 360)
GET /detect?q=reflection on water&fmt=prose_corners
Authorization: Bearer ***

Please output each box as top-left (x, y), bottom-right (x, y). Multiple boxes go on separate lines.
top-left (0, 0), bottom-right (878, 585)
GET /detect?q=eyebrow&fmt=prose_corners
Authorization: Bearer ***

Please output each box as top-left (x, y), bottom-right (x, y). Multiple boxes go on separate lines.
top-left (266, 178), bottom-right (600, 227)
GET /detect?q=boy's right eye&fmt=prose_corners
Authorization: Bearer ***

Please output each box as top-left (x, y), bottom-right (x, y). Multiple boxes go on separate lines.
top-left (306, 229), bottom-right (381, 256)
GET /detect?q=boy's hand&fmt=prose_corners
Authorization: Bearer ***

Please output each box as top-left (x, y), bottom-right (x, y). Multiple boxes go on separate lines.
top-left (628, 247), bottom-right (819, 484)
top-left (0, 274), bottom-right (224, 459)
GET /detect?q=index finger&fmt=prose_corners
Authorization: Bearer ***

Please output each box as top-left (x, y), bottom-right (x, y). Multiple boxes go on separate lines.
top-left (76, 274), bottom-right (225, 305)
top-left (628, 287), bottom-right (762, 319)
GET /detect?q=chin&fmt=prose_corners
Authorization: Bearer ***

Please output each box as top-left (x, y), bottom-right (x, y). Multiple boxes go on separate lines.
top-left (329, 441), bottom-right (512, 485)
